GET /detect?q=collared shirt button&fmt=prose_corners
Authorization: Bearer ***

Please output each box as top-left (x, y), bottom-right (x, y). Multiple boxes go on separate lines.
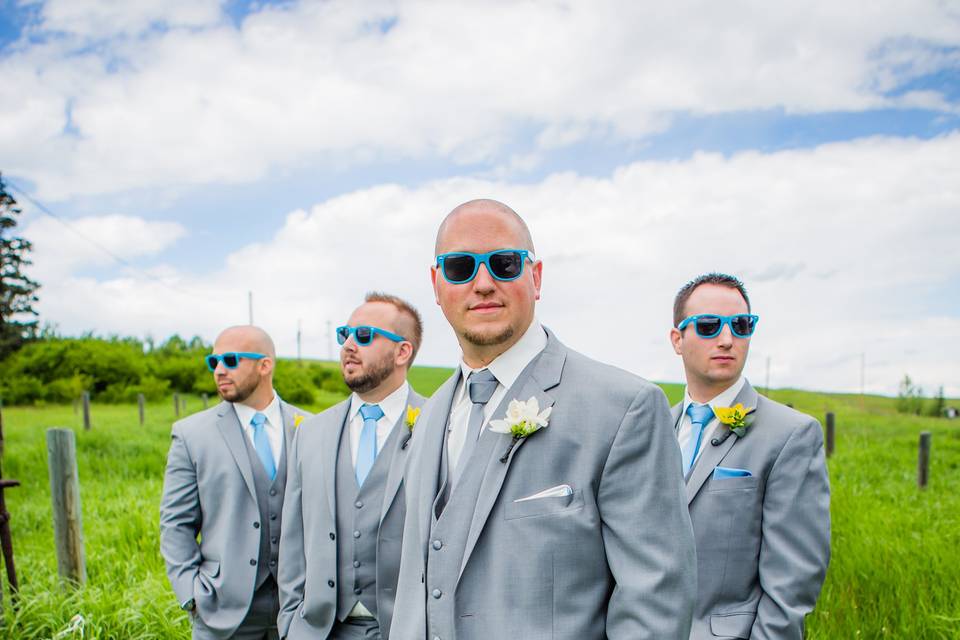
top-left (253, 521), bottom-right (260, 529)
top-left (353, 530), bottom-right (361, 539)
top-left (270, 488), bottom-right (277, 496)
top-left (355, 500), bottom-right (363, 508)
top-left (432, 540), bottom-right (442, 550)
top-left (432, 589), bottom-right (442, 599)
top-left (353, 560), bottom-right (361, 568)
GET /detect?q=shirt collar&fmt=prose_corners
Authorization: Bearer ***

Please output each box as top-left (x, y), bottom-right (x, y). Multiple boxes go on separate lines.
top-left (458, 319), bottom-right (548, 389)
top-left (681, 376), bottom-right (746, 420)
top-left (233, 391), bottom-right (282, 430)
top-left (348, 380), bottom-right (410, 428)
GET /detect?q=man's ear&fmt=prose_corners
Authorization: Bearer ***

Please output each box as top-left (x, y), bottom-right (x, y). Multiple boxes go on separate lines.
top-left (431, 265), bottom-right (441, 305)
top-left (396, 341), bottom-right (414, 368)
top-left (531, 259), bottom-right (543, 300)
top-left (669, 327), bottom-right (684, 356)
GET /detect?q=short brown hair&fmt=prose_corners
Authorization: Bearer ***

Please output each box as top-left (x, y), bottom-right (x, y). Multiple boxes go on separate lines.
top-left (364, 292), bottom-right (424, 364)
top-left (673, 273), bottom-right (751, 327)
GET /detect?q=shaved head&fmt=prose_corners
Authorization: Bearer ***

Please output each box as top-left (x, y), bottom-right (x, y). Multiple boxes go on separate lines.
top-left (435, 199), bottom-right (535, 256)
top-left (214, 325), bottom-right (277, 358)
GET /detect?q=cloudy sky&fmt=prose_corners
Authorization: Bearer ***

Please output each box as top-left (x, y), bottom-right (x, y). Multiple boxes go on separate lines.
top-left (1, 0), bottom-right (958, 396)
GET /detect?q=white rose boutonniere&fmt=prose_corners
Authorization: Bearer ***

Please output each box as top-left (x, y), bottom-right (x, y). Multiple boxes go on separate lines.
top-left (488, 396), bottom-right (552, 462)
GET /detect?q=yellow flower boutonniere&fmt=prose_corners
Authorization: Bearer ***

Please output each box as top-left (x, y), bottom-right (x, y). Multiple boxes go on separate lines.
top-left (401, 405), bottom-right (421, 450)
top-left (713, 403), bottom-right (756, 439)
top-left (293, 414), bottom-right (305, 429)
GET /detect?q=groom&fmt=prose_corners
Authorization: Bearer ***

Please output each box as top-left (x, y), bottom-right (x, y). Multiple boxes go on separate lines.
top-left (669, 273), bottom-right (830, 639)
top-left (391, 199), bottom-right (696, 639)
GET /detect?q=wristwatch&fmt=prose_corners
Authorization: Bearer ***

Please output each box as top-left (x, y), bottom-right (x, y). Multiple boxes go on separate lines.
top-left (180, 598), bottom-right (196, 612)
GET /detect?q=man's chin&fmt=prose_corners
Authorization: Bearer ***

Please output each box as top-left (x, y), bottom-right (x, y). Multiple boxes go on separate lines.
top-left (463, 325), bottom-right (515, 347)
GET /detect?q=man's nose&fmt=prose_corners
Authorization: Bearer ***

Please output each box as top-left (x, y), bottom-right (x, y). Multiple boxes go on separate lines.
top-left (716, 323), bottom-right (734, 347)
top-left (472, 262), bottom-right (496, 292)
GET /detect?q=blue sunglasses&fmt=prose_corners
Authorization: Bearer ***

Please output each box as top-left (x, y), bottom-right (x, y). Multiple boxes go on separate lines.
top-left (205, 352), bottom-right (267, 371)
top-left (678, 314), bottom-right (759, 338)
top-left (435, 249), bottom-right (533, 284)
top-left (336, 325), bottom-right (407, 346)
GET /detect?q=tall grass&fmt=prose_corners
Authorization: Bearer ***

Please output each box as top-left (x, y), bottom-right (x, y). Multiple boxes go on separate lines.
top-left (0, 374), bottom-right (957, 637)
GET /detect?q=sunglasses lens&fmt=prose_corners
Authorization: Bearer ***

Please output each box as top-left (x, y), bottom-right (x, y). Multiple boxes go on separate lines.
top-left (695, 317), bottom-right (722, 338)
top-left (442, 255), bottom-right (477, 283)
top-left (205, 355), bottom-right (218, 370)
top-left (731, 315), bottom-right (756, 337)
top-left (355, 327), bottom-right (374, 345)
top-left (222, 353), bottom-right (240, 368)
top-left (489, 251), bottom-right (524, 280)
top-left (336, 327), bottom-right (350, 345)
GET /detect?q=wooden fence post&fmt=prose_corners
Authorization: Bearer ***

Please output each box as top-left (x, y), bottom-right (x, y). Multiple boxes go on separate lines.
top-left (137, 394), bottom-right (145, 427)
top-left (173, 394), bottom-right (180, 419)
top-left (46, 429), bottom-right (86, 586)
top-left (825, 412), bottom-right (835, 457)
top-left (0, 405), bottom-right (21, 608)
top-left (918, 431), bottom-right (932, 489)
top-left (81, 393), bottom-right (91, 431)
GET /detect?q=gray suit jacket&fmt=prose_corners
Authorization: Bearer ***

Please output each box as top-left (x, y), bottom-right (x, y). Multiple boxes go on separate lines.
top-left (674, 380), bottom-right (830, 640)
top-left (278, 388), bottom-right (426, 639)
top-left (160, 399), bottom-right (309, 638)
top-left (391, 329), bottom-right (697, 640)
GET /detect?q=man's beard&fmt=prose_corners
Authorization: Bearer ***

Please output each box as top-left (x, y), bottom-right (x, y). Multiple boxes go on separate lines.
top-left (217, 374), bottom-right (259, 403)
top-left (344, 357), bottom-right (396, 395)
top-left (463, 325), bottom-right (514, 347)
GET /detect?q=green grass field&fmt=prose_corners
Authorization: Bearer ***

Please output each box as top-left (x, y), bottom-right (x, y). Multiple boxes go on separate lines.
top-left (0, 368), bottom-right (957, 638)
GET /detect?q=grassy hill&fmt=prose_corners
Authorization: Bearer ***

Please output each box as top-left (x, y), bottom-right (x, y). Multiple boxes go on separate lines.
top-left (0, 366), bottom-right (957, 638)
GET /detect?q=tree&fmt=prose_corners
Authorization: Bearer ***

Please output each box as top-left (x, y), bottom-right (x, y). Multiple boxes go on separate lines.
top-left (895, 374), bottom-right (925, 416)
top-left (0, 173), bottom-right (40, 359)
top-left (926, 385), bottom-right (946, 418)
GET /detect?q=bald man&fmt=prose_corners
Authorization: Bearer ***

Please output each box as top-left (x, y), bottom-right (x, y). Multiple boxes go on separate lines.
top-left (161, 326), bottom-right (311, 640)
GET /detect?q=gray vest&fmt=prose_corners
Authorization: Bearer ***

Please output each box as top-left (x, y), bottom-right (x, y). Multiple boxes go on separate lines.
top-left (425, 356), bottom-right (542, 640)
top-left (335, 414), bottom-right (401, 621)
top-left (240, 422), bottom-right (287, 588)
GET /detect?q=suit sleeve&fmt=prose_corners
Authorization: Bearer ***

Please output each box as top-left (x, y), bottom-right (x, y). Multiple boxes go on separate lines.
top-left (752, 418), bottom-right (831, 639)
top-left (599, 385), bottom-right (697, 639)
top-left (278, 425), bottom-right (307, 639)
top-left (159, 424), bottom-right (202, 605)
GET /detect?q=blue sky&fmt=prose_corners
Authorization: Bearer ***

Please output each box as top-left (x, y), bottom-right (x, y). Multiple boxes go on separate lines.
top-left (1, 0), bottom-right (958, 395)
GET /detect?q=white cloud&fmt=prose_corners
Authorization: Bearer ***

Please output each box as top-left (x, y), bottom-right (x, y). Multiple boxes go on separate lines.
top-left (1, 0), bottom-right (958, 198)
top-left (29, 133), bottom-right (960, 396)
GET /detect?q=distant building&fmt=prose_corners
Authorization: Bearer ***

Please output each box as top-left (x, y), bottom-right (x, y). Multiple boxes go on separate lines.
top-left (945, 407), bottom-right (959, 419)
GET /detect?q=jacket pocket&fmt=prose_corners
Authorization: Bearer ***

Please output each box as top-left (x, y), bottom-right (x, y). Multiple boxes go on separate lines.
top-left (707, 476), bottom-right (759, 492)
top-left (504, 489), bottom-right (583, 520)
top-left (710, 611), bottom-right (755, 638)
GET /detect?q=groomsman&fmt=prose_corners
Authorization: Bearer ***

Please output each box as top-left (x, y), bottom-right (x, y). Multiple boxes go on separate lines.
top-left (161, 326), bottom-right (310, 639)
top-left (669, 273), bottom-right (830, 639)
top-left (278, 293), bottom-right (426, 639)
top-left (391, 199), bottom-right (697, 640)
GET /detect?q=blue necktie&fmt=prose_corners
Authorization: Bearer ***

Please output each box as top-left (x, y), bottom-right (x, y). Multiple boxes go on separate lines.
top-left (451, 369), bottom-right (499, 486)
top-left (356, 404), bottom-right (384, 487)
top-left (251, 412), bottom-right (276, 481)
top-left (682, 403), bottom-right (715, 475)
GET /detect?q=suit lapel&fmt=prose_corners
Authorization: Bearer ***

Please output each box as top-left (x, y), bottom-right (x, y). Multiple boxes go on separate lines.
top-left (321, 399), bottom-right (352, 522)
top-left (380, 390), bottom-right (425, 524)
top-left (457, 336), bottom-right (565, 581)
top-left (216, 402), bottom-right (257, 503)
top-left (416, 372), bottom-right (461, 564)
top-left (671, 402), bottom-right (683, 432)
top-left (685, 380), bottom-right (759, 504)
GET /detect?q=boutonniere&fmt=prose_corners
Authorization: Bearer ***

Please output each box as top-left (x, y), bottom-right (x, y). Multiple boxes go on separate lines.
top-left (401, 404), bottom-right (421, 449)
top-left (293, 414), bottom-right (305, 428)
top-left (489, 397), bottom-right (552, 463)
top-left (711, 403), bottom-right (756, 445)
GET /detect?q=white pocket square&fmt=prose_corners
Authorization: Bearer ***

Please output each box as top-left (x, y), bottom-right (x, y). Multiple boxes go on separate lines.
top-left (514, 484), bottom-right (573, 502)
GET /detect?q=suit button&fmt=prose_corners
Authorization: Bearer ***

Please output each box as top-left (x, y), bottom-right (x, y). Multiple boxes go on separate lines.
top-left (271, 537), bottom-right (278, 545)
top-left (329, 532), bottom-right (336, 540)
top-left (253, 522), bottom-right (260, 529)
top-left (432, 589), bottom-right (442, 599)
top-left (354, 588), bottom-right (362, 595)
top-left (432, 540), bottom-right (442, 550)
top-left (249, 559), bottom-right (256, 566)
top-left (353, 560), bottom-right (361, 568)
top-left (270, 488), bottom-right (277, 496)
top-left (353, 530), bottom-right (361, 539)
top-left (327, 580), bottom-right (335, 588)
top-left (270, 513), bottom-right (277, 521)
top-left (355, 500), bottom-right (363, 508)
top-left (269, 560), bottom-right (276, 567)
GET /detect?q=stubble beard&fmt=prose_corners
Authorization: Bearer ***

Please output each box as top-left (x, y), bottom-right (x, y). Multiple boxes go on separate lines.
top-left (217, 374), bottom-right (259, 404)
top-left (344, 357), bottom-right (396, 395)
top-left (462, 325), bottom-right (515, 347)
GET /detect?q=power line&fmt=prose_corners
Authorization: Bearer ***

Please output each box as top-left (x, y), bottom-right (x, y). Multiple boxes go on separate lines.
top-left (5, 178), bottom-right (221, 301)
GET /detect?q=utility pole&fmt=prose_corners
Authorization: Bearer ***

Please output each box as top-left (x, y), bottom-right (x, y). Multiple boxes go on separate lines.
top-left (297, 319), bottom-right (302, 365)
top-left (326, 320), bottom-right (333, 362)
top-left (764, 356), bottom-right (771, 397)
top-left (248, 291), bottom-right (254, 325)
top-left (860, 352), bottom-right (866, 408)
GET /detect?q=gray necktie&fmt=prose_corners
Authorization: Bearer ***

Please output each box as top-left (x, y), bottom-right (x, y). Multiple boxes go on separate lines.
top-left (451, 368), bottom-right (499, 486)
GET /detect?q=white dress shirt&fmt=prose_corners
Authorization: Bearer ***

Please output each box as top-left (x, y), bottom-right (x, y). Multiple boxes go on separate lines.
top-left (233, 391), bottom-right (284, 469)
top-left (677, 376), bottom-right (747, 467)
top-left (347, 381), bottom-right (409, 468)
top-left (447, 320), bottom-right (548, 470)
